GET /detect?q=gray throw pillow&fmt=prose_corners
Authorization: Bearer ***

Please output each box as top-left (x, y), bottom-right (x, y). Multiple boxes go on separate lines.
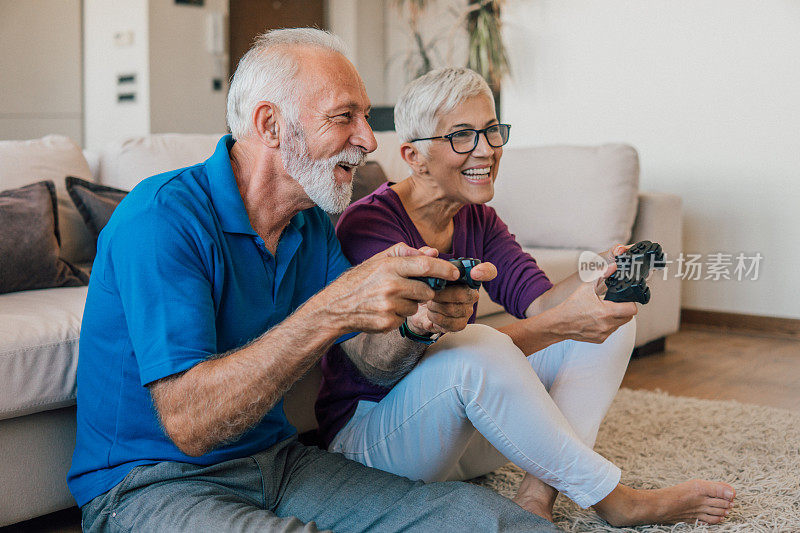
top-left (65, 176), bottom-right (128, 241)
top-left (329, 161), bottom-right (387, 226)
top-left (0, 181), bottom-right (89, 294)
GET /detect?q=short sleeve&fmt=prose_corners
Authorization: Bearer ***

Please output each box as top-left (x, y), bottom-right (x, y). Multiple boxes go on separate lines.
top-left (481, 206), bottom-right (553, 318)
top-left (107, 208), bottom-right (217, 386)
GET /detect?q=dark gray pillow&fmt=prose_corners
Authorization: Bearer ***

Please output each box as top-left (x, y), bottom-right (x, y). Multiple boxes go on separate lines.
top-left (65, 176), bottom-right (128, 241)
top-left (0, 181), bottom-right (89, 294)
top-left (353, 161), bottom-right (388, 203)
top-left (329, 161), bottom-right (387, 226)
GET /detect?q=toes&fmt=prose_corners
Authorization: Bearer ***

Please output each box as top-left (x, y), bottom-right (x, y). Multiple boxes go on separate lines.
top-left (706, 497), bottom-right (733, 510)
top-left (716, 482), bottom-right (736, 501)
top-left (697, 512), bottom-right (726, 525)
top-left (701, 504), bottom-right (728, 517)
top-left (692, 479), bottom-right (736, 502)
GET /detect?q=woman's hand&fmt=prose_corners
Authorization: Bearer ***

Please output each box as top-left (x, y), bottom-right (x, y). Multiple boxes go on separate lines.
top-left (547, 278), bottom-right (638, 344)
top-left (407, 261), bottom-right (497, 335)
top-left (599, 243), bottom-right (633, 266)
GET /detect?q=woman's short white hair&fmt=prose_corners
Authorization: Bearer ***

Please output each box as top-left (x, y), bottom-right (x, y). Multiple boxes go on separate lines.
top-left (226, 28), bottom-right (348, 140)
top-left (394, 67), bottom-right (494, 156)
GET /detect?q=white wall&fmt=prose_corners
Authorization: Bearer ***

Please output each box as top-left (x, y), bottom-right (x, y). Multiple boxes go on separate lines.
top-left (328, 0), bottom-right (360, 64)
top-left (83, 0), bottom-right (151, 149)
top-left (502, 0), bottom-right (800, 320)
top-left (329, 0), bottom-right (389, 105)
top-left (84, 0), bottom-right (228, 149)
top-left (148, 0), bottom-right (228, 134)
top-left (0, 0), bottom-right (83, 143)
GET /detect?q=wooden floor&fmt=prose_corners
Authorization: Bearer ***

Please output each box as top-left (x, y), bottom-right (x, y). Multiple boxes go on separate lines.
top-left (4, 326), bottom-right (800, 532)
top-left (623, 325), bottom-right (800, 412)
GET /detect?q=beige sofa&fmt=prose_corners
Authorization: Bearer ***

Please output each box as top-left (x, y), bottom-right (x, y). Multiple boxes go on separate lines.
top-left (0, 133), bottom-right (681, 526)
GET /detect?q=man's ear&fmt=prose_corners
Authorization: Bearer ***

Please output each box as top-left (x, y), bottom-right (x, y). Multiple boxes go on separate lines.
top-left (252, 101), bottom-right (281, 148)
top-left (400, 143), bottom-right (427, 174)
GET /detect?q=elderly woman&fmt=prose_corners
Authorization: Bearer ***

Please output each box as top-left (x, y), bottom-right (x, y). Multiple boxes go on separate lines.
top-left (315, 67), bottom-right (735, 526)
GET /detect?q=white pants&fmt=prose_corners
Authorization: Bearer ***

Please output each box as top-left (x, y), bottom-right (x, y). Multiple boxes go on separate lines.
top-left (329, 319), bottom-right (636, 509)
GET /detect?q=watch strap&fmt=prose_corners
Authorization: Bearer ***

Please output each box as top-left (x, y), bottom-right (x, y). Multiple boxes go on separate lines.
top-left (398, 320), bottom-right (440, 345)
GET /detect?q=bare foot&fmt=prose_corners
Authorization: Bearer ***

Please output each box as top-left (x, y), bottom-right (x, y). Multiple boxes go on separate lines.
top-left (594, 480), bottom-right (736, 526)
top-left (512, 473), bottom-right (558, 522)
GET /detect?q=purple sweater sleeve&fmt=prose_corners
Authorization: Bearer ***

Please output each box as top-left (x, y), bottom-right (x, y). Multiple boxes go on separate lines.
top-left (480, 205), bottom-right (553, 318)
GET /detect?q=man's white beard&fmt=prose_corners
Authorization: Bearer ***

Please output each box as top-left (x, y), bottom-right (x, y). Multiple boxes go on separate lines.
top-left (281, 121), bottom-right (365, 214)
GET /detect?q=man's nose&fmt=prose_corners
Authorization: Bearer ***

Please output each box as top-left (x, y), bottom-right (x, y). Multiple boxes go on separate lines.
top-left (352, 117), bottom-right (378, 154)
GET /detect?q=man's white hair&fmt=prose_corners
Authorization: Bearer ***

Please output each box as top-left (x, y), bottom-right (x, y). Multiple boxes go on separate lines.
top-left (394, 67), bottom-right (494, 156)
top-left (226, 28), bottom-right (348, 140)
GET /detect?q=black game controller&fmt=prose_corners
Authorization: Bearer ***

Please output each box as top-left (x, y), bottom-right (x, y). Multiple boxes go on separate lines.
top-left (413, 257), bottom-right (482, 291)
top-left (604, 241), bottom-right (665, 304)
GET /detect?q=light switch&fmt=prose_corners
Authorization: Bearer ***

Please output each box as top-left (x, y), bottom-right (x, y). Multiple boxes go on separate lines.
top-left (113, 31), bottom-right (134, 48)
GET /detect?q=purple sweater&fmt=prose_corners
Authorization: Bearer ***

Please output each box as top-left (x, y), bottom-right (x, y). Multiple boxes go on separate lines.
top-left (315, 183), bottom-right (553, 446)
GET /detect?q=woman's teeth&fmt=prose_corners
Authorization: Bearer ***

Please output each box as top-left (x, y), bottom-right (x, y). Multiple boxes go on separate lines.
top-left (462, 167), bottom-right (491, 180)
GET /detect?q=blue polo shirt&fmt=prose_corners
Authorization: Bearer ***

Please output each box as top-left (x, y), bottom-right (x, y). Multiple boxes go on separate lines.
top-left (67, 135), bottom-right (355, 507)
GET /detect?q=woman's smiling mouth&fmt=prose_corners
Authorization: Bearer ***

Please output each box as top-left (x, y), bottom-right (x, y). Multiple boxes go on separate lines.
top-left (462, 165), bottom-right (492, 183)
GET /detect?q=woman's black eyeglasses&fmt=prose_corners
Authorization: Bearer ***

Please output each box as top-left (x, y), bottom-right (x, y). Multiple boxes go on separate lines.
top-left (410, 124), bottom-right (511, 154)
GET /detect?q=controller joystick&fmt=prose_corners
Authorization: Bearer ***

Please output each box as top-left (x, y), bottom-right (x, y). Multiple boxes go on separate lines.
top-left (604, 240), bottom-right (665, 304)
top-left (413, 258), bottom-right (482, 291)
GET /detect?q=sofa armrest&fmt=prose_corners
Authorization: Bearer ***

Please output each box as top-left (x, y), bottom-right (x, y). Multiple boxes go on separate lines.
top-left (631, 191), bottom-right (682, 259)
top-left (629, 191), bottom-right (683, 345)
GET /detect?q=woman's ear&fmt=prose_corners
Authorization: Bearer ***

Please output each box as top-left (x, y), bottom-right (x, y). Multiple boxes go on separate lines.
top-left (400, 142), bottom-right (428, 174)
top-left (252, 101), bottom-right (282, 148)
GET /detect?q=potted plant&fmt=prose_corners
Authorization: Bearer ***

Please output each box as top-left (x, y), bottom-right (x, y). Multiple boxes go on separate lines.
top-left (392, 0), bottom-right (510, 106)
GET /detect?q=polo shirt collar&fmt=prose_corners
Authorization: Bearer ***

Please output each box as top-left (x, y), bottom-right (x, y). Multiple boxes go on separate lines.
top-left (205, 135), bottom-right (307, 235)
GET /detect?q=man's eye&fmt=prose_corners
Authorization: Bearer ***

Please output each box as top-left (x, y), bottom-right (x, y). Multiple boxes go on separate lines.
top-left (337, 113), bottom-right (352, 120)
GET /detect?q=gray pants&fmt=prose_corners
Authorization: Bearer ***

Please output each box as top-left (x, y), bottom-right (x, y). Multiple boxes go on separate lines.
top-left (81, 436), bottom-right (561, 532)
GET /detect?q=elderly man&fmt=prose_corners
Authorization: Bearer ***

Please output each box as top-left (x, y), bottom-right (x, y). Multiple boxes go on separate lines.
top-left (67, 28), bottom-right (561, 532)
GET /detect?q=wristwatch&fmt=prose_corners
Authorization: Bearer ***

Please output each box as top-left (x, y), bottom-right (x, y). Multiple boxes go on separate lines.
top-left (398, 320), bottom-right (442, 345)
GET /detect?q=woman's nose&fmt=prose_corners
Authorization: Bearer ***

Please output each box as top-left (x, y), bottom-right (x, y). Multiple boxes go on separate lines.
top-left (472, 132), bottom-right (494, 157)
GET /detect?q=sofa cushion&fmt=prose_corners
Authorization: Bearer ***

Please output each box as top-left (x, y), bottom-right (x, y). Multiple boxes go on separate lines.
top-left (0, 135), bottom-right (96, 265)
top-left (0, 181), bottom-right (88, 295)
top-left (83, 149), bottom-right (101, 182)
top-left (329, 161), bottom-right (388, 226)
top-left (476, 247), bottom-right (582, 318)
top-left (524, 247), bottom-right (583, 285)
top-left (490, 144), bottom-right (640, 252)
top-left (0, 286), bottom-right (87, 421)
top-left (66, 177), bottom-right (128, 241)
top-left (97, 133), bottom-right (224, 190)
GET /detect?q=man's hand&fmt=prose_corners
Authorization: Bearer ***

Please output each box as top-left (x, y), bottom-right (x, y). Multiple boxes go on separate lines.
top-left (318, 243), bottom-right (470, 335)
top-left (406, 262), bottom-right (497, 335)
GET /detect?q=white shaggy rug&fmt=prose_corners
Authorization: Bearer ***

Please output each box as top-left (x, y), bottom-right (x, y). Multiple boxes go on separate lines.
top-left (471, 388), bottom-right (800, 532)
